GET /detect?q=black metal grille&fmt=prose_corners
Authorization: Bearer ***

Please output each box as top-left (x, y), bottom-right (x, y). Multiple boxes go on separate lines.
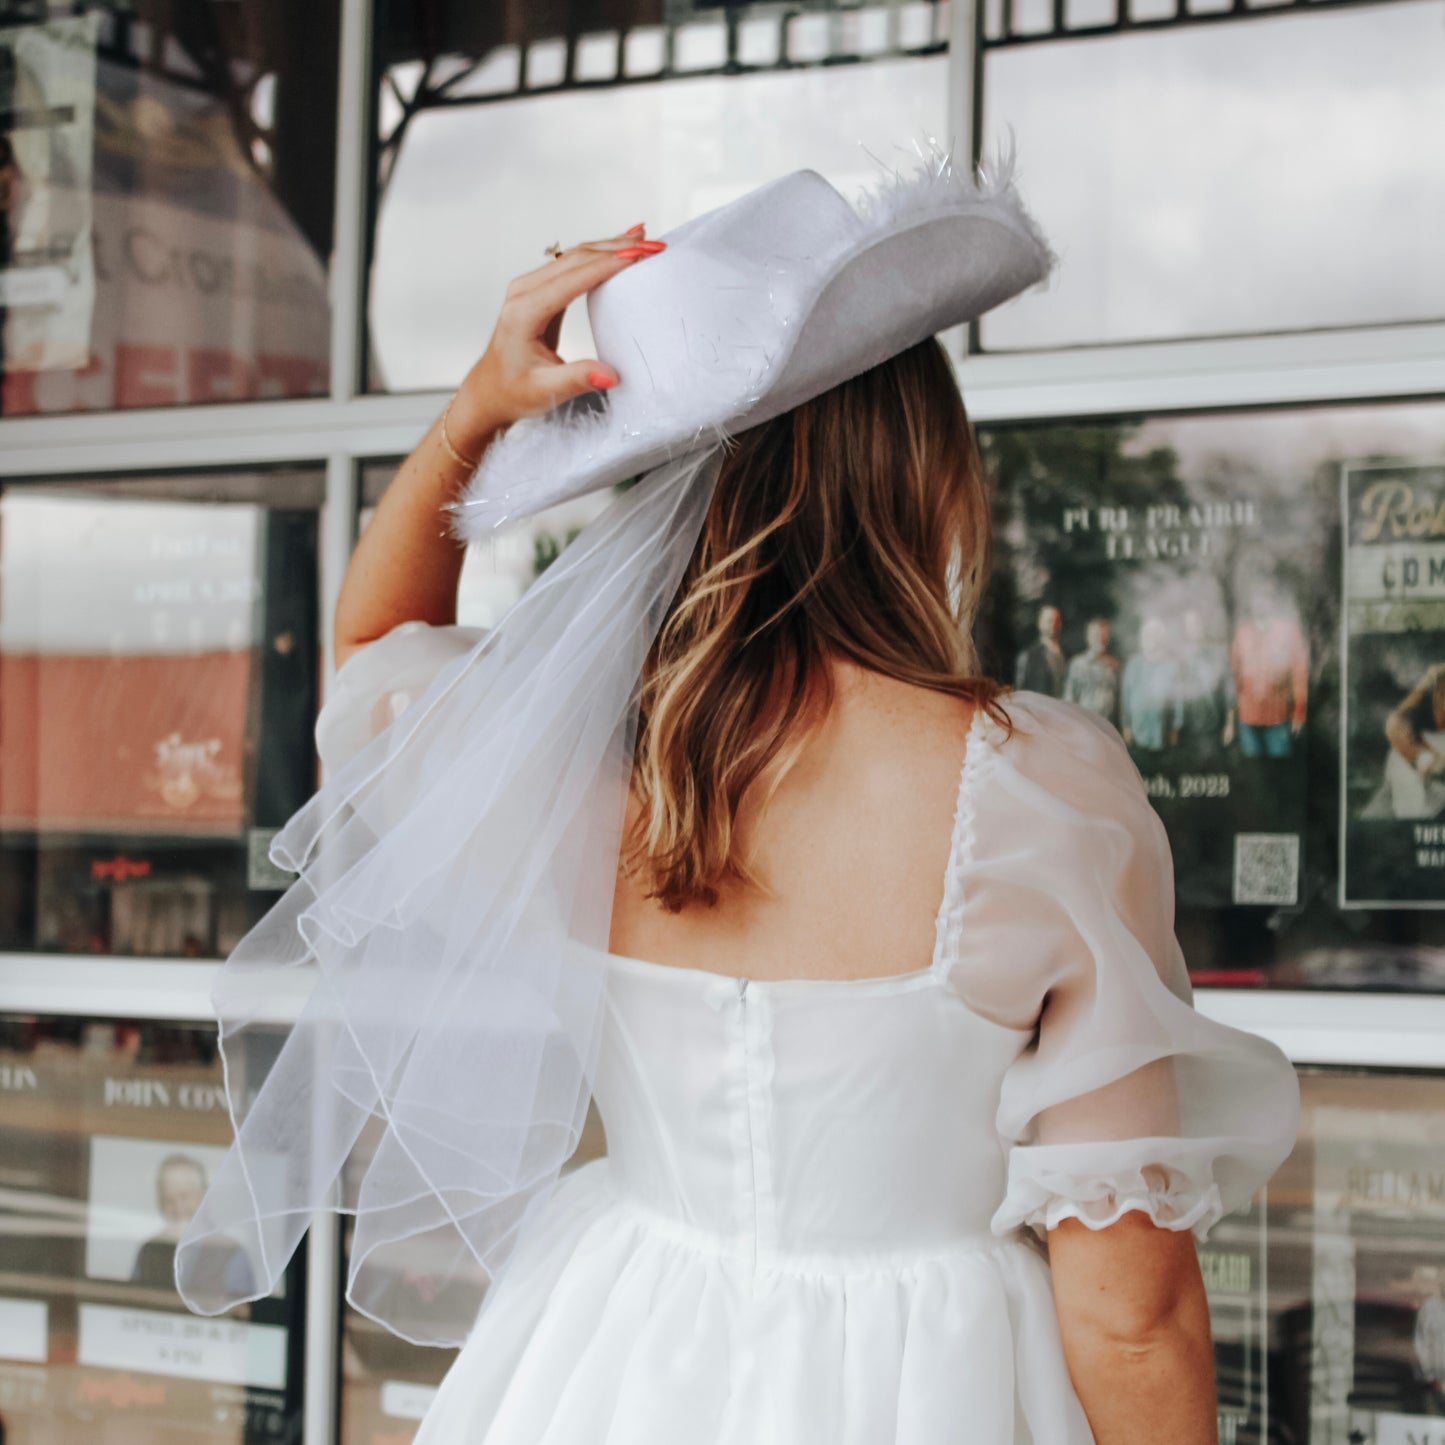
top-left (375, 1), bottom-right (950, 186)
top-left (982, 0), bottom-right (1403, 49)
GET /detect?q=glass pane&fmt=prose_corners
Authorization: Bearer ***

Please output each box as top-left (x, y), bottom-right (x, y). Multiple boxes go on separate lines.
top-left (1262, 1068), bottom-right (1445, 1445)
top-left (0, 1013), bottom-right (306, 1443)
top-left (358, 458), bottom-right (612, 627)
top-left (366, 1), bottom-right (950, 393)
top-left (980, 397), bottom-right (1445, 989)
top-left (0, 468), bottom-right (324, 956)
top-left (337, 1101), bottom-right (607, 1444)
top-left (979, 0), bottom-right (1445, 348)
top-left (0, 1), bottom-right (336, 416)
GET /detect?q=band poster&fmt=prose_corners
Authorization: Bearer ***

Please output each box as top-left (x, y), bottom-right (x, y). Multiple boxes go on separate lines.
top-left (1340, 463), bottom-right (1445, 908)
top-left (989, 438), bottom-right (1315, 913)
top-left (1309, 1104), bottom-right (1445, 1445)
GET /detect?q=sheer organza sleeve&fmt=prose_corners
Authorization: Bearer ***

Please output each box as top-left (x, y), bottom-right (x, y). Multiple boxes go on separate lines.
top-left (946, 691), bottom-right (1299, 1242)
top-left (315, 620), bottom-right (488, 774)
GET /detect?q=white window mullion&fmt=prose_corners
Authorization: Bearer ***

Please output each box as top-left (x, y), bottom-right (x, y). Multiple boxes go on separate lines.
top-left (960, 320), bottom-right (1445, 420)
top-left (328, 0), bottom-right (376, 406)
top-left (0, 954), bottom-right (311, 1023)
top-left (322, 451), bottom-right (360, 687)
top-left (1197, 989), bottom-right (1445, 1071)
top-left (0, 392), bottom-right (438, 478)
top-left (1, 327), bottom-right (1440, 484)
top-left (305, 0), bottom-right (376, 1428)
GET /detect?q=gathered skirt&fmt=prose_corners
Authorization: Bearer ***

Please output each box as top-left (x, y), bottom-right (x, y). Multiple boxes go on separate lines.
top-left (413, 1159), bottom-right (1095, 1444)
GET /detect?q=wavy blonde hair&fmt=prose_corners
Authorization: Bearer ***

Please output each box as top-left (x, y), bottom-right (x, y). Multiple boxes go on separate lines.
top-left (627, 335), bottom-right (1013, 911)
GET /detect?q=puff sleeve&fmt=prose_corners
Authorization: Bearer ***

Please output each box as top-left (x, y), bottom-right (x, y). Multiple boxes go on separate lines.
top-left (315, 620), bottom-right (488, 774)
top-left (947, 691), bottom-right (1300, 1243)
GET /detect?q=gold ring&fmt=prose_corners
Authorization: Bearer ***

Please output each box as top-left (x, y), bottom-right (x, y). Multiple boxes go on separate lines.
top-left (544, 241), bottom-right (564, 260)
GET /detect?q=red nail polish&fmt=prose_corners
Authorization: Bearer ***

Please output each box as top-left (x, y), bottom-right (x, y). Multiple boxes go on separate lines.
top-left (624, 223), bottom-right (645, 236)
top-left (588, 371), bottom-right (616, 390)
top-left (636, 240), bottom-right (666, 253)
top-left (616, 246), bottom-right (646, 260)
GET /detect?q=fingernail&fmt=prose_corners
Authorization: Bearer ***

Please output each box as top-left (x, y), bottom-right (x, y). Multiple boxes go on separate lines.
top-left (637, 240), bottom-right (666, 253)
top-left (588, 371), bottom-right (617, 390)
top-left (616, 246), bottom-right (646, 260)
top-left (624, 223), bottom-right (645, 236)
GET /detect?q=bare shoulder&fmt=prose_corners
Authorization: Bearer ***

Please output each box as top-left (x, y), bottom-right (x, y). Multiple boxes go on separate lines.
top-left (613, 662), bottom-right (982, 979)
top-left (825, 661), bottom-right (978, 779)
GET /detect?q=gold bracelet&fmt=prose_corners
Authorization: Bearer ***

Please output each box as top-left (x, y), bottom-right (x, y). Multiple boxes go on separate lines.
top-left (439, 397), bottom-right (480, 470)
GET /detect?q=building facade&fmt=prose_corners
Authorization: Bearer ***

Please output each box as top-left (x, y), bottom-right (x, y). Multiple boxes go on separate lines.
top-left (1, 0), bottom-right (1443, 1441)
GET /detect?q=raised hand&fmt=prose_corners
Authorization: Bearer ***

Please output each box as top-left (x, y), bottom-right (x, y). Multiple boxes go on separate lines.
top-left (448, 225), bottom-right (667, 457)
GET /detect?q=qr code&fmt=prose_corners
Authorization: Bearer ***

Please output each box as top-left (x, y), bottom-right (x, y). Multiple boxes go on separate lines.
top-left (1232, 833), bottom-right (1300, 906)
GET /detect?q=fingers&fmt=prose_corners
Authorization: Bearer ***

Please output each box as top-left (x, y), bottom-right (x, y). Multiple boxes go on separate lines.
top-left (505, 239), bottom-right (665, 338)
top-left (506, 227), bottom-right (647, 298)
top-left (524, 359), bottom-right (620, 413)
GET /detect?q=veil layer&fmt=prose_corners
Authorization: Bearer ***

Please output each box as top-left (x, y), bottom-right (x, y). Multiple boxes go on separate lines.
top-left (176, 443), bottom-right (727, 1345)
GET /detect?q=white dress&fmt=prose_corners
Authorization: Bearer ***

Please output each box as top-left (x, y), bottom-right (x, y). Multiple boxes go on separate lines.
top-left (318, 623), bottom-right (1301, 1445)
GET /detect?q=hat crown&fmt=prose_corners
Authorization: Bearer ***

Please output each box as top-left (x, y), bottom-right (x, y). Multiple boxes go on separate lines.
top-left (585, 169), bottom-right (863, 415)
top-left (653, 168), bottom-right (861, 255)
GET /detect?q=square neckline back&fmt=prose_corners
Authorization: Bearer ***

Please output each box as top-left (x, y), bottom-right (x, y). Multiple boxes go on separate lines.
top-left (604, 703), bottom-right (994, 994)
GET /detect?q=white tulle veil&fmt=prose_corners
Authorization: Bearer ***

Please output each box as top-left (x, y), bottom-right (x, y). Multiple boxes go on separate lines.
top-left (176, 445), bottom-right (727, 1344)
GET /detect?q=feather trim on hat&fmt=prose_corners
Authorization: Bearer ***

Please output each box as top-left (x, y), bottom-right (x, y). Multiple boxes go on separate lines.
top-left (851, 133), bottom-right (1058, 277)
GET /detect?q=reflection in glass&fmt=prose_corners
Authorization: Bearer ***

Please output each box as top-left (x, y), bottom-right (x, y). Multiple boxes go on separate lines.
top-left (0, 0), bottom-right (337, 416)
top-left (979, 0), bottom-right (1445, 348)
top-left (358, 459), bottom-right (612, 627)
top-left (0, 469), bottom-right (323, 957)
top-left (338, 1099), bottom-right (606, 1445)
top-left (1262, 1069), bottom-right (1445, 1445)
top-left (366, 0), bottom-right (949, 393)
top-left (0, 1014), bottom-right (305, 1443)
top-left (980, 398), bottom-right (1445, 990)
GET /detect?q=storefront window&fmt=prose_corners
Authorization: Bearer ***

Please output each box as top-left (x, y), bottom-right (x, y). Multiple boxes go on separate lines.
top-left (0, 0), bottom-right (337, 417)
top-left (0, 469), bottom-right (324, 957)
top-left (977, 0), bottom-right (1445, 349)
top-left (358, 458), bottom-right (611, 625)
top-left (365, 0), bottom-right (951, 393)
top-left (1261, 1068), bottom-right (1445, 1445)
top-left (980, 397), bottom-right (1445, 989)
top-left (0, 1013), bottom-right (307, 1443)
top-left (336, 1100), bottom-right (607, 1445)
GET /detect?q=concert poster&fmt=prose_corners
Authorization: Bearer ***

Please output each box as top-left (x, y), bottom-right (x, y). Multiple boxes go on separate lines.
top-left (984, 429), bottom-right (1319, 916)
top-left (1340, 462), bottom-right (1445, 908)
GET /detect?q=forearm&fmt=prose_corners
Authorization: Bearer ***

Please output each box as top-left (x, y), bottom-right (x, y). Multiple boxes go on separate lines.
top-left (1385, 706), bottom-right (1424, 762)
top-left (1061, 1312), bottom-right (1217, 1445)
top-left (333, 380), bottom-right (508, 662)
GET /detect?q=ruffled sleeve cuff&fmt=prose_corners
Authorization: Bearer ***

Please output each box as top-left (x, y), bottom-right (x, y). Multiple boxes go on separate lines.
top-left (316, 620), bottom-right (487, 774)
top-left (991, 1141), bottom-right (1229, 1243)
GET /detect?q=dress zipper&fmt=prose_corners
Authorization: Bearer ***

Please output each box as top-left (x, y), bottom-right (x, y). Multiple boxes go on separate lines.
top-left (736, 974), bottom-right (757, 1274)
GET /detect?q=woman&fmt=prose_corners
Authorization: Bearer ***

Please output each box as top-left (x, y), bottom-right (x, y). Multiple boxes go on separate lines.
top-left (174, 157), bottom-right (1298, 1440)
top-left (319, 220), bottom-right (1298, 1443)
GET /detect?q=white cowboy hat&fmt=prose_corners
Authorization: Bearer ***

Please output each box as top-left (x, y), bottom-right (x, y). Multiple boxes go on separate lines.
top-left (448, 141), bottom-right (1054, 539)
